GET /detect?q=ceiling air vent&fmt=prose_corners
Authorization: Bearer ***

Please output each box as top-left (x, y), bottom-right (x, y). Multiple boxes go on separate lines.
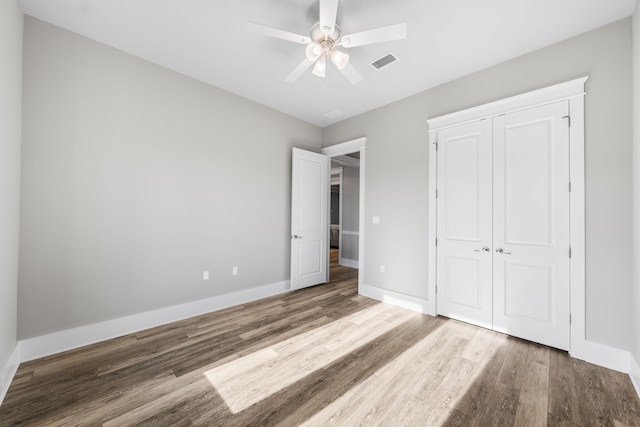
top-left (371, 54), bottom-right (397, 70)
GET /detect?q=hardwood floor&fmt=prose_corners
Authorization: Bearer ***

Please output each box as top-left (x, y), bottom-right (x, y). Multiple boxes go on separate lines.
top-left (1, 250), bottom-right (639, 426)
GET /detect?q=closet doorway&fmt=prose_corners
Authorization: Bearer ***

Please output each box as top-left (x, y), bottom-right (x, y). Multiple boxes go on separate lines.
top-left (436, 101), bottom-right (570, 350)
top-left (427, 77), bottom-right (588, 354)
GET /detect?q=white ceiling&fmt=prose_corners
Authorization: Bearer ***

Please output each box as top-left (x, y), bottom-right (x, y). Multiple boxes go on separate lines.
top-left (19, 0), bottom-right (637, 127)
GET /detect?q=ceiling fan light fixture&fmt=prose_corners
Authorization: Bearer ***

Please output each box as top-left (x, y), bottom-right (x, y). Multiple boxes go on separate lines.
top-left (330, 49), bottom-right (349, 70)
top-left (305, 43), bottom-right (322, 61)
top-left (312, 55), bottom-right (327, 78)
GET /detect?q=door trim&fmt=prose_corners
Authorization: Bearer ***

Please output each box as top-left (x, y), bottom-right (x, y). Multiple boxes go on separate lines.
top-left (427, 76), bottom-right (588, 357)
top-left (322, 137), bottom-right (366, 293)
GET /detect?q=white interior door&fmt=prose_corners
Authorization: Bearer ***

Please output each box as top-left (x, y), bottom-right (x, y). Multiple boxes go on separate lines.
top-left (492, 102), bottom-right (570, 350)
top-left (436, 120), bottom-right (493, 329)
top-left (290, 148), bottom-right (329, 290)
top-left (436, 101), bottom-right (570, 350)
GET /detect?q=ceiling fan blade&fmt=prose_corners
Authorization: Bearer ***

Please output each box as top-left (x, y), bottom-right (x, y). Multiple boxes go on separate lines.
top-left (319, 0), bottom-right (339, 35)
top-left (341, 23), bottom-right (407, 48)
top-left (284, 58), bottom-right (315, 83)
top-left (247, 22), bottom-right (311, 45)
top-left (340, 62), bottom-right (363, 85)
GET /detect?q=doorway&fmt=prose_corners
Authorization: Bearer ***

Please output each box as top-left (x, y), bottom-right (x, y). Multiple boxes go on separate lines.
top-left (330, 156), bottom-right (360, 270)
top-left (330, 167), bottom-right (341, 255)
top-left (322, 138), bottom-right (366, 288)
top-left (289, 138), bottom-right (366, 291)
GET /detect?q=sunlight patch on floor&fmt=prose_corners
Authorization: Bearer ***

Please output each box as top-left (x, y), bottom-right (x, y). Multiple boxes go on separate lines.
top-left (204, 302), bottom-right (420, 414)
top-left (300, 322), bottom-right (507, 426)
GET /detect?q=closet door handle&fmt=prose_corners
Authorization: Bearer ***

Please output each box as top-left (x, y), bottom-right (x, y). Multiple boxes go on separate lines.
top-left (474, 247), bottom-right (490, 253)
top-left (496, 248), bottom-right (512, 255)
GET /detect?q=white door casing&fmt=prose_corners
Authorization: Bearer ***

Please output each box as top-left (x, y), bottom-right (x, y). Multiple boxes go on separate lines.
top-left (436, 119), bottom-right (494, 329)
top-left (492, 102), bottom-right (570, 350)
top-left (290, 148), bottom-right (329, 290)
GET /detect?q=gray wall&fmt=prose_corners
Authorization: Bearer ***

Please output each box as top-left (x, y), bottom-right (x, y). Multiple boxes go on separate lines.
top-left (0, 0), bottom-right (23, 368)
top-left (341, 166), bottom-right (359, 261)
top-left (19, 17), bottom-right (322, 339)
top-left (633, 5), bottom-right (640, 369)
top-left (323, 19), bottom-right (634, 351)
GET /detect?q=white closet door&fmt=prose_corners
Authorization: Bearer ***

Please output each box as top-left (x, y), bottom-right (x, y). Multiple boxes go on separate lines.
top-left (492, 101), bottom-right (570, 350)
top-left (436, 120), bottom-right (493, 329)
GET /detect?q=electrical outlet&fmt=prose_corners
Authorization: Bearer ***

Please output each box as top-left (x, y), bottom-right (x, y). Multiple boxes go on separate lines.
top-left (380, 264), bottom-right (386, 273)
top-left (203, 271), bottom-right (210, 280)
top-left (232, 266), bottom-right (238, 276)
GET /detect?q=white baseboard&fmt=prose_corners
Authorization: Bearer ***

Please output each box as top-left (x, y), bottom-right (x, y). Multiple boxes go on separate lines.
top-left (570, 338), bottom-right (631, 374)
top-left (360, 283), bottom-right (434, 315)
top-left (19, 280), bottom-right (290, 362)
top-left (339, 258), bottom-right (358, 268)
top-left (631, 354), bottom-right (640, 399)
top-left (0, 343), bottom-right (21, 405)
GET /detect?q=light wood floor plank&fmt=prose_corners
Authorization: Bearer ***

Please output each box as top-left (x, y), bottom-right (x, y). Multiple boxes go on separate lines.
top-left (514, 344), bottom-right (550, 426)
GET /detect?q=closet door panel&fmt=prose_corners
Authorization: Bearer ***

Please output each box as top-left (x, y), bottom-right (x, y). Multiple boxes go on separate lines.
top-left (492, 101), bottom-right (570, 350)
top-left (502, 119), bottom-right (554, 246)
top-left (436, 120), bottom-right (493, 329)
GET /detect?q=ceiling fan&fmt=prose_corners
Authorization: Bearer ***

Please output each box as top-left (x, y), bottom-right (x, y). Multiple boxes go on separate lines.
top-left (247, 0), bottom-right (407, 85)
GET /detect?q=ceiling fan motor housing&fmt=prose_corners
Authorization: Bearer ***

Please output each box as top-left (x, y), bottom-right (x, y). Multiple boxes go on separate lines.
top-left (311, 23), bottom-right (341, 46)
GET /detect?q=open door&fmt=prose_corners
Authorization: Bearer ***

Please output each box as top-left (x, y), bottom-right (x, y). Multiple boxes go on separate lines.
top-left (290, 148), bottom-right (329, 290)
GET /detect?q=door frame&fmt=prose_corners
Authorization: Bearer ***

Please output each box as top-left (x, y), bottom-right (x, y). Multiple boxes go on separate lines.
top-left (427, 76), bottom-right (588, 358)
top-left (322, 137), bottom-right (366, 292)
